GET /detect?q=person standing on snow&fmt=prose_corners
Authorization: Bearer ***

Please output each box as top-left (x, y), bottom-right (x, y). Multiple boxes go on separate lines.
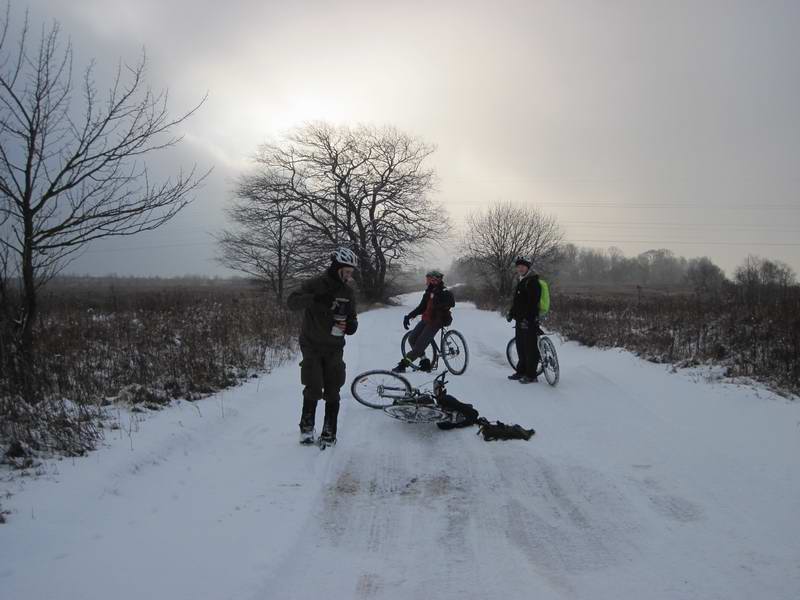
top-left (287, 248), bottom-right (359, 446)
top-left (506, 256), bottom-right (541, 383)
top-left (393, 269), bottom-right (455, 373)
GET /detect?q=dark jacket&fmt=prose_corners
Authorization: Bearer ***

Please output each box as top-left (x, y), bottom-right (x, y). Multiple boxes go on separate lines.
top-left (510, 273), bottom-right (541, 322)
top-left (408, 283), bottom-right (455, 326)
top-left (286, 265), bottom-right (358, 349)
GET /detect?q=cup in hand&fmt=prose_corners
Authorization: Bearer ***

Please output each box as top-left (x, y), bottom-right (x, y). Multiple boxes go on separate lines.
top-left (331, 297), bottom-right (350, 337)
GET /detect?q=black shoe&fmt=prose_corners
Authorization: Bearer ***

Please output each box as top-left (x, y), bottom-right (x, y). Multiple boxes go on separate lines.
top-left (299, 428), bottom-right (315, 444)
top-left (392, 359), bottom-right (410, 373)
top-left (418, 358), bottom-right (432, 372)
top-left (507, 372), bottom-right (524, 380)
top-left (318, 431), bottom-right (336, 447)
top-left (519, 376), bottom-right (535, 384)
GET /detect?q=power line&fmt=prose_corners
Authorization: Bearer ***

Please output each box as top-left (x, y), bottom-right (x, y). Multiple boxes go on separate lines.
top-left (566, 238), bottom-right (800, 247)
top-left (563, 221), bottom-right (800, 232)
top-left (444, 200), bottom-right (800, 210)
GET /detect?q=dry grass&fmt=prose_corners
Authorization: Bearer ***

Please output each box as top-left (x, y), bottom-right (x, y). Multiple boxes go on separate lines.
top-left (1, 277), bottom-right (300, 461)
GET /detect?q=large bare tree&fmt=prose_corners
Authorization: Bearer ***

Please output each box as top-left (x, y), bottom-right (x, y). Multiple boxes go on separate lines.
top-left (461, 201), bottom-right (563, 297)
top-left (247, 122), bottom-right (447, 301)
top-left (0, 10), bottom-right (207, 397)
top-left (216, 173), bottom-right (310, 301)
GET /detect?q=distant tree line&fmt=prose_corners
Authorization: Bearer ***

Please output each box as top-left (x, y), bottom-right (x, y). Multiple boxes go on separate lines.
top-left (554, 245), bottom-right (797, 294)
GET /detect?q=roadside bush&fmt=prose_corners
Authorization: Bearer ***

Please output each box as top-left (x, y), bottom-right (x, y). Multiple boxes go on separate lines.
top-left (0, 278), bottom-right (300, 461)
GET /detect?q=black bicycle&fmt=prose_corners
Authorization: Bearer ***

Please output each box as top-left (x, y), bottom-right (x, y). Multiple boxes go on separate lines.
top-left (400, 326), bottom-right (469, 376)
top-left (506, 326), bottom-right (560, 386)
top-left (350, 370), bottom-right (468, 425)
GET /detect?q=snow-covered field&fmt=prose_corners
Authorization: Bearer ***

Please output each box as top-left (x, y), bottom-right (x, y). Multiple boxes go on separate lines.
top-left (2, 294), bottom-right (799, 600)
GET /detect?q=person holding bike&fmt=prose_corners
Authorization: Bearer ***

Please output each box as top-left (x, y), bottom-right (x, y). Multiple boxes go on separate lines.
top-left (506, 256), bottom-right (541, 383)
top-left (287, 247), bottom-right (359, 446)
top-left (393, 269), bottom-right (455, 373)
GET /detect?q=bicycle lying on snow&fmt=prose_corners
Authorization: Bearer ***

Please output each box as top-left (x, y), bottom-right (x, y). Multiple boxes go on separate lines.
top-left (506, 325), bottom-right (560, 386)
top-left (351, 370), bottom-right (469, 425)
top-left (350, 369), bottom-right (536, 440)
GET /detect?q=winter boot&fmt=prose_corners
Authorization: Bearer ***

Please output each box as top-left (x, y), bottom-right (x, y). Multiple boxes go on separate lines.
top-left (318, 430), bottom-right (336, 448)
top-left (418, 357), bottom-right (432, 372)
top-left (392, 357), bottom-right (412, 373)
top-left (507, 372), bottom-right (524, 380)
top-left (299, 428), bottom-right (316, 445)
top-left (519, 375), bottom-right (538, 384)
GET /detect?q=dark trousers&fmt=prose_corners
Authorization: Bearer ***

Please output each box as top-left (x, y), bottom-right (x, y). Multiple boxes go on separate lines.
top-left (299, 346), bottom-right (346, 435)
top-left (407, 321), bottom-right (440, 361)
top-left (514, 321), bottom-right (540, 377)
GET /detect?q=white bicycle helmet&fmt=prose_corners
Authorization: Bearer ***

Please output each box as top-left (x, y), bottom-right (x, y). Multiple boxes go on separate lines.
top-left (332, 247), bottom-right (359, 268)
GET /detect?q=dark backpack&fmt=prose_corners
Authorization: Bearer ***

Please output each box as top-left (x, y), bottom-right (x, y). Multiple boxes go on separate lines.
top-left (436, 394), bottom-right (479, 430)
top-left (476, 418), bottom-right (535, 441)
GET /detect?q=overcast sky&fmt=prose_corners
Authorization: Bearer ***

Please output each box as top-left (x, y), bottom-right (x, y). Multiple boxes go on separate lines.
top-left (12, 0), bottom-right (800, 277)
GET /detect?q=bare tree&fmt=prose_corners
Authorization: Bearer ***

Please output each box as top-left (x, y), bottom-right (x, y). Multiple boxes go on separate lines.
top-left (250, 122), bottom-right (447, 301)
top-left (461, 201), bottom-right (563, 297)
top-left (0, 9), bottom-right (208, 398)
top-left (686, 256), bottom-right (726, 295)
top-left (734, 254), bottom-right (796, 303)
top-left (216, 173), bottom-right (309, 301)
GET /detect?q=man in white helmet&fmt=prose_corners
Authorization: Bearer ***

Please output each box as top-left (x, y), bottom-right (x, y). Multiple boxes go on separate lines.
top-left (287, 247), bottom-right (359, 447)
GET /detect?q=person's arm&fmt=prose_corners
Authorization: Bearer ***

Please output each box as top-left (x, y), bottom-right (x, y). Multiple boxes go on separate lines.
top-left (440, 289), bottom-right (455, 309)
top-left (286, 279), bottom-right (331, 313)
top-left (345, 294), bottom-right (358, 335)
top-left (406, 292), bottom-right (427, 319)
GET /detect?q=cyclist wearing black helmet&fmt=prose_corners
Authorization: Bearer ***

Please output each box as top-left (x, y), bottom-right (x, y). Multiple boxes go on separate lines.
top-left (506, 256), bottom-right (541, 383)
top-left (393, 269), bottom-right (455, 373)
top-left (287, 247), bottom-right (359, 446)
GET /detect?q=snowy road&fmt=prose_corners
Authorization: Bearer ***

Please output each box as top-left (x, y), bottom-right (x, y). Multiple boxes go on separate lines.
top-left (2, 295), bottom-right (799, 599)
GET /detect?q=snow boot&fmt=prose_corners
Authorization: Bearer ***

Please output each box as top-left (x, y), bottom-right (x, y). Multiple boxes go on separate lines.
top-left (318, 430), bottom-right (336, 449)
top-left (507, 372), bottom-right (524, 380)
top-left (519, 375), bottom-right (538, 384)
top-left (392, 358), bottom-right (412, 373)
top-left (299, 428), bottom-right (316, 445)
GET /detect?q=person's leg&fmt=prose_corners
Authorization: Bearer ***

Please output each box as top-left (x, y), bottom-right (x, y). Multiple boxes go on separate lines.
top-left (407, 323), bottom-right (439, 361)
top-left (321, 350), bottom-right (346, 438)
top-left (406, 321), bottom-right (426, 358)
top-left (299, 348), bottom-right (323, 432)
top-left (522, 326), bottom-right (540, 379)
top-left (515, 323), bottom-right (527, 375)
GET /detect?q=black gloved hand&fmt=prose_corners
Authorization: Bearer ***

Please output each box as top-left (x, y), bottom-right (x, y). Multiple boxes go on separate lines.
top-left (403, 314), bottom-right (411, 330)
top-left (313, 293), bottom-right (334, 308)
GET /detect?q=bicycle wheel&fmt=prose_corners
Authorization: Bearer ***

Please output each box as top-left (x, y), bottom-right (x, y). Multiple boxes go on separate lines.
top-left (506, 338), bottom-right (518, 370)
top-left (384, 403), bottom-right (448, 423)
top-left (441, 330), bottom-right (469, 375)
top-left (351, 370), bottom-right (412, 409)
top-left (401, 330), bottom-right (438, 363)
top-left (538, 336), bottom-right (560, 386)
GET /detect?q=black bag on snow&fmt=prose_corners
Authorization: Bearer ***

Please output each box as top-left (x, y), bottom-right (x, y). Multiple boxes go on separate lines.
top-left (476, 418), bottom-right (535, 441)
top-left (437, 394), bottom-right (479, 430)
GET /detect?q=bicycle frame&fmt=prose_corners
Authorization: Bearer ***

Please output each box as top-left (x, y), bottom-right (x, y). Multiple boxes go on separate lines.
top-left (382, 371), bottom-right (454, 423)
